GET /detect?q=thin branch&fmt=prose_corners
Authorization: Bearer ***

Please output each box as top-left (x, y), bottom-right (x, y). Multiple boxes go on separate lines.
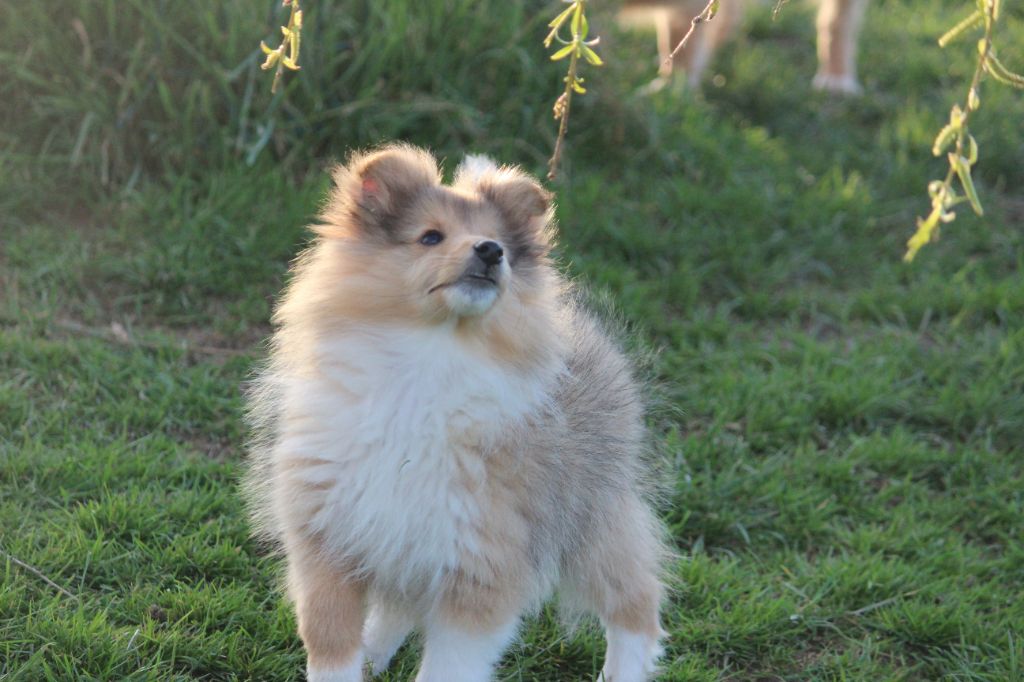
top-left (905, 0), bottom-right (1001, 261)
top-left (545, 1), bottom-right (603, 181)
top-left (2, 548), bottom-right (78, 600)
top-left (771, 0), bottom-right (791, 21)
top-left (261, 0), bottom-right (303, 94)
top-left (662, 0), bottom-right (719, 71)
top-left (548, 56), bottom-right (579, 181)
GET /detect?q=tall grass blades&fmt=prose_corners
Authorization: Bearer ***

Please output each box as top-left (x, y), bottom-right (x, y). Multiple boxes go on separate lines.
top-left (0, 0), bottom-right (647, 193)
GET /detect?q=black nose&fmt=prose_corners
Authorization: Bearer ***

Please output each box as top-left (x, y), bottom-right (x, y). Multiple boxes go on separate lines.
top-left (473, 240), bottom-right (504, 267)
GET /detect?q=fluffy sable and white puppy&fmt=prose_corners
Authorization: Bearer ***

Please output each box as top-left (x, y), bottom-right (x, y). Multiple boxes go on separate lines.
top-left (244, 144), bottom-right (667, 682)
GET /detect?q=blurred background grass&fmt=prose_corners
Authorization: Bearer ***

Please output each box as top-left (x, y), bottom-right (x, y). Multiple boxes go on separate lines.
top-left (1, 0), bottom-right (635, 190)
top-left (3, 0), bottom-right (1022, 334)
top-left (2, 0), bottom-right (1023, 680)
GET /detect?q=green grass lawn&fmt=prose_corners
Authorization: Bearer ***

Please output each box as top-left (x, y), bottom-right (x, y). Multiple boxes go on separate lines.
top-left (2, 0), bottom-right (1023, 679)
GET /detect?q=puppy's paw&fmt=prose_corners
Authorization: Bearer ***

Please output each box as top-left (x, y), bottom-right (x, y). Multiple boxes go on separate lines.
top-left (308, 657), bottom-right (364, 682)
top-left (362, 604), bottom-right (413, 677)
top-left (363, 649), bottom-right (395, 678)
top-left (600, 626), bottom-right (663, 682)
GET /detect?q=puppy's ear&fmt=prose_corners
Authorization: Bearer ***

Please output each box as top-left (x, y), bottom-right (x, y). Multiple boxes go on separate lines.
top-left (318, 144), bottom-right (440, 238)
top-left (474, 167), bottom-right (555, 264)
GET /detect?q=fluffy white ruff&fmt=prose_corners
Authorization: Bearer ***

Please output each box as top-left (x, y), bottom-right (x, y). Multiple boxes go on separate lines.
top-left (275, 325), bottom-right (560, 596)
top-left (307, 654), bottom-right (364, 682)
top-left (600, 625), bottom-right (663, 682)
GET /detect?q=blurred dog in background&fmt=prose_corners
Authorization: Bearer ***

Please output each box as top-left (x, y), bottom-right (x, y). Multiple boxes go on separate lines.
top-left (619, 0), bottom-right (869, 94)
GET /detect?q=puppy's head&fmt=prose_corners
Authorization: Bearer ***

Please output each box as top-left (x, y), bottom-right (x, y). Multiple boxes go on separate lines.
top-left (316, 144), bottom-right (554, 322)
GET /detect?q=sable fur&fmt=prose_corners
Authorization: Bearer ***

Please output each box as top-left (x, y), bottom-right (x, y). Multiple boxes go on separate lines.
top-left (244, 143), bottom-right (666, 682)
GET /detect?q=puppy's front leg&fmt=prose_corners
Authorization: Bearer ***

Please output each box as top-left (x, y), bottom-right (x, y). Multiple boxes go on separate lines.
top-left (415, 615), bottom-right (520, 682)
top-left (289, 548), bottom-right (367, 682)
top-left (415, 566), bottom-right (524, 682)
top-left (363, 600), bottom-right (415, 676)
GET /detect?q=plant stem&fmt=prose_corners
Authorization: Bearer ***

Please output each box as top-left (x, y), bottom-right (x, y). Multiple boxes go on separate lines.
top-left (548, 50), bottom-right (579, 181)
top-left (663, 0), bottom-right (718, 71)
top-left (906, 0), bottom-right (998, 260)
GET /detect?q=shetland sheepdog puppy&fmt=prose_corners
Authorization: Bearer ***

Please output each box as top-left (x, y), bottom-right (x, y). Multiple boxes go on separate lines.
top-left (244, 144), bottom-right (666, 682)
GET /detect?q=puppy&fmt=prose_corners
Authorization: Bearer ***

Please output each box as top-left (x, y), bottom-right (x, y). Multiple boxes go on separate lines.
top-left (244, 144), bottom-right (667, 682)
top-left (618, 0), bottom-right (870, 94)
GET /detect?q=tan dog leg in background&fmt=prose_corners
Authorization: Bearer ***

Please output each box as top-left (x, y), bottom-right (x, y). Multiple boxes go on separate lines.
top-left (619, 0), bottom-right (744, 88)
top-left (813, 0), bottom-right (869, 93)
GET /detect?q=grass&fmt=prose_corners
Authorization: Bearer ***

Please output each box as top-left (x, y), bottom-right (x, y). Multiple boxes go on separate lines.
top-left (2, 0), bottom-right (1023, 679)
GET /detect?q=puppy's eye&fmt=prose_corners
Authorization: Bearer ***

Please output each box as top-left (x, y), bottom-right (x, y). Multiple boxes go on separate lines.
top-left (419, 229), bottom-right (444, 246)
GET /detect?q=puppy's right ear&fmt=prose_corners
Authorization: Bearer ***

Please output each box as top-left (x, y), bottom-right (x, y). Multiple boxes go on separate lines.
top-left (317, 144), bottom-right (440, 239)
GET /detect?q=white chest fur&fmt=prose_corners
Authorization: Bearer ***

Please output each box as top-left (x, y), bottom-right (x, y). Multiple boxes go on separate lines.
top-left (273, 325), bottom-right (555, 593)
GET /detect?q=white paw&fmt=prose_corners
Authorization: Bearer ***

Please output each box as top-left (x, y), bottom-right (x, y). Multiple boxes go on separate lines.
top-left (415, 618), bottom-right (519, 682)
top-left (362, 603), bottom-right (413, 676)
top-left (812, 72), bottom-right (863, 95)
top-left (364, 648), bottom-right (396, 677)
top-left (308, 655), bottom-right (364, 682)
top-left (600, 626), bottom-right (663, 682)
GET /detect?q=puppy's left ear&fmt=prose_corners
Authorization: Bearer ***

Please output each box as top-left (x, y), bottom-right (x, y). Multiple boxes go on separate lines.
top-left (474, 168), bottom-right (555, 263)
top-left (318, 144), bottom-right (440, 239)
